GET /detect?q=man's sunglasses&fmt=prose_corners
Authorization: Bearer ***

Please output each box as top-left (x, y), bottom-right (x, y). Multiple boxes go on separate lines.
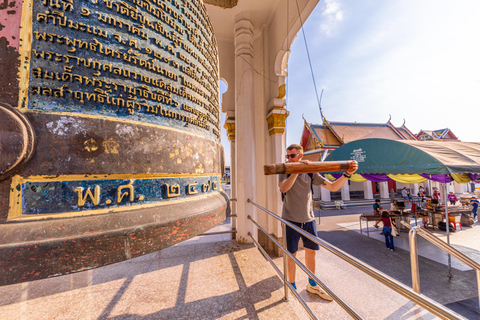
top-left (285, 153), bottom-right (300, 159)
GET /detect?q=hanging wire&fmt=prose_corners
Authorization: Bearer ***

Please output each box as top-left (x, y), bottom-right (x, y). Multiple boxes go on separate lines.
top-left (294, 0), bottom-right (323, 122)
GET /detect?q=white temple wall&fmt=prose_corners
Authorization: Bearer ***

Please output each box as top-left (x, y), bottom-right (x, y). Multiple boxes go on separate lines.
top-left (207, 0), bottom-right (321, 246)
top-left (349, 182), bottom-right (363, 191)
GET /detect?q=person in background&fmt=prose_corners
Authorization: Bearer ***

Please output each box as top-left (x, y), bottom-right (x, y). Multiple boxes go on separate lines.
top-left (390, 199), bottom-right (399, 212)
top-left (417, 188), bottom-right (426, 200)
top-left (448, 192), bottom-right (458, 205)
top-left (433, 188), bottom-right (441, 201)
top-left (380, 211), bottom-right (394, 251)
top-left (401, 187), bottom-right (409, 204)
top-left (419, 185), bottom-right (425, 194)
top-left (470, 196), bottom-right (480, 221)
top-left (373, 199), bottom-right (383, 229)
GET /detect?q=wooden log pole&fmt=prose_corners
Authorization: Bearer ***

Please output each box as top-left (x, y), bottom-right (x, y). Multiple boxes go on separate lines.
top-left (264, 161), bottom-right (355, 175)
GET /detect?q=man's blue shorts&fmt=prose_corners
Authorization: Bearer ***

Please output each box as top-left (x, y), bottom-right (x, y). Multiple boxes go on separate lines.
top-left (285, 220), bottom-right (320, 253)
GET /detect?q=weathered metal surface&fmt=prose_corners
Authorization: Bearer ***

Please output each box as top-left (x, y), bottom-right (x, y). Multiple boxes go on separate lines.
top-left (0, 193), bottom-right (227, 286)
top-left (0, 0), bottom-right (226, 285)
top-left (0, 103), bottom-right (36, 181)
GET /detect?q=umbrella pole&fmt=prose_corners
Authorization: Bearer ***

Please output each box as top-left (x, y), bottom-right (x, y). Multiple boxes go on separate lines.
top-left (443, 183), bottom-right (453, 280)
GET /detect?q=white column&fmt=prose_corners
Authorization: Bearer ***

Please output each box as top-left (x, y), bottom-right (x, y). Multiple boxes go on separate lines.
top-left (266, 103), bottom-right (288, 239)
top-left (363, 181), bottom-right (373, 199)
top-left (413, 183), bottom-right (419, 196)
top-left (321, 187), bottom-right (331, 202)
top-left (234, 15), bottom-right (256, 243)
top-left (341, 182), bottom-right (350, 201)
top-left (379, 182), bottom-right (389, 199)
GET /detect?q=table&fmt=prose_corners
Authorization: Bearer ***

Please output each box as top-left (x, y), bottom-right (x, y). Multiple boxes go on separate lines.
top-left (423, 207), bottom-right (472, 231)
top-left (359, 213), bottom-right (398, 236)
top-left (359, 214), bottom-right (380, 236)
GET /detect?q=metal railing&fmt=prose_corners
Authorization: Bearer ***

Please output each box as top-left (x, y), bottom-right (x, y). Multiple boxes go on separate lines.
top-left (247, 198), bottom-right (466, 320)
top-left (401, 221), bottom-right (480, 309)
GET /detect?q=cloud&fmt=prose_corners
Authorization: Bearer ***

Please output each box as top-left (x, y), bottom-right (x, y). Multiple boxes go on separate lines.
top-left (319, 0), bottom-right (344, 36)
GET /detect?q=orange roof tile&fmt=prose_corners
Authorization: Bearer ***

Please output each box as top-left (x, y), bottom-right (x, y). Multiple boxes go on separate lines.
top-left (396, 128), bottom-right (416, 140)
top-left (329, 123), bottom-right (402, 142)
top-left (311, 126), bottom-right (342, 146)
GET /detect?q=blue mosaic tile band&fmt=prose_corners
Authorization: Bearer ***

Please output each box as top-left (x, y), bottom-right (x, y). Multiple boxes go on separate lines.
top-left (22, 176), bottom-right (220, 215)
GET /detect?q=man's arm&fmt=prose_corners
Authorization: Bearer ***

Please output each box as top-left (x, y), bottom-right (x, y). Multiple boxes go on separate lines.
top-left (317, 160), bottom-right (358, 192)
top-left (321, 175), bottom-right (350, 192)
top-left (279, 174), bottom-right (298, 193)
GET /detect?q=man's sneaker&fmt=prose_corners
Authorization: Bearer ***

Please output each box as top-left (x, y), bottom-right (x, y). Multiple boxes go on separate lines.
top-left (306, 284), bottom-right (333, 301)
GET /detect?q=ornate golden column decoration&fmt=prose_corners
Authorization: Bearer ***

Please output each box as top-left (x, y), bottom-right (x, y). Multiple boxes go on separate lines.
top-left (266, 106), bottom-right (289, 136)
top-left (223, 117), bottom-right (236, 141)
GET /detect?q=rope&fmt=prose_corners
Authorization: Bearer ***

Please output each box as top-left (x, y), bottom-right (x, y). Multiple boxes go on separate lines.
top-left (295, 0), bottom-right (323, 122)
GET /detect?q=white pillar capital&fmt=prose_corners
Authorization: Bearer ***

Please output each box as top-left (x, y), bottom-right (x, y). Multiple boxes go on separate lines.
top-left (234, 16), bottom-right (254, 58)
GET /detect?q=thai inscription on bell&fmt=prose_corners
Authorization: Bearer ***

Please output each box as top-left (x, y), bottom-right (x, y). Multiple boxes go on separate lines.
top-left (20, 0), bottom-right (220, 139)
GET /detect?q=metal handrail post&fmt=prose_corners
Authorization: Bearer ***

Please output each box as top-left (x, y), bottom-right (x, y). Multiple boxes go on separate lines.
top-left (477, 269), bottom-right (480, 312)
top-left (402, 220), bottom-right (480, 310)
top-left (409, 227), bottom-right (420, 293)
top-left (282, 221), bottom-right (289, 301)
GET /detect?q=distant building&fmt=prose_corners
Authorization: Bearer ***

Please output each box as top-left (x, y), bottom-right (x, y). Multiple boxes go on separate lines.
top-left (416, 129), bottom-right (460, 141)
top-left (299, 117), bottom-right (469, 204)
top-left (301, 117), bottom-right (417, 156)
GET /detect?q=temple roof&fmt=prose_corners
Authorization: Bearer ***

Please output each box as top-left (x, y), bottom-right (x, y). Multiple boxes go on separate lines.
top-left (417, 128), bottom-right (460, 141)
top-left (396, 126), bottom-right (417, 140)
top-left (301, 119), bottom-right (419, 152)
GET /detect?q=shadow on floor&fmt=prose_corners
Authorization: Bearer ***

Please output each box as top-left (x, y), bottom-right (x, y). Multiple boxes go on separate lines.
top-left (0, 241), bottom-right (290, 320)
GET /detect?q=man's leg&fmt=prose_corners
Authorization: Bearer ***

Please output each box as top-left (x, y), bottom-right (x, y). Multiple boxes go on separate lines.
top-left (285, 221), bottom-right (300, 287)
top-left (287, 252), bottom-right (297, 284)
top-left (305, 248), bottom-right (316, 279)
top-left (303, 233), bottom-right (333, 301)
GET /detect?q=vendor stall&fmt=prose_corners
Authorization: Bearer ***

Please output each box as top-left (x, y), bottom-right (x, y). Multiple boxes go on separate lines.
top-left (326, 138), bottom-right (480, 277)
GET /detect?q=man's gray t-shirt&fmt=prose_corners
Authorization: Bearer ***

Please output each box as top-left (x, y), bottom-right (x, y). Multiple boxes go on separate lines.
top-left (279, 173), bottom-right (327, 223)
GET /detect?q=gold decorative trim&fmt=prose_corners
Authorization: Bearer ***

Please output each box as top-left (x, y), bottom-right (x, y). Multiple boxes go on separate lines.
top-left (17, 0), bottom-right (33, 109)
top-left (224, 117), bottom-right (235, 142)
top-left (277, 84), bottom-right (286, 99)
top-left (266, 107), bottom-right (289, 136)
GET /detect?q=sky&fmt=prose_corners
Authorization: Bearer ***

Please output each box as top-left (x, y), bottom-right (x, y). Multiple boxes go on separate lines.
top-left (221, 0), bottom-right (480, 166)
